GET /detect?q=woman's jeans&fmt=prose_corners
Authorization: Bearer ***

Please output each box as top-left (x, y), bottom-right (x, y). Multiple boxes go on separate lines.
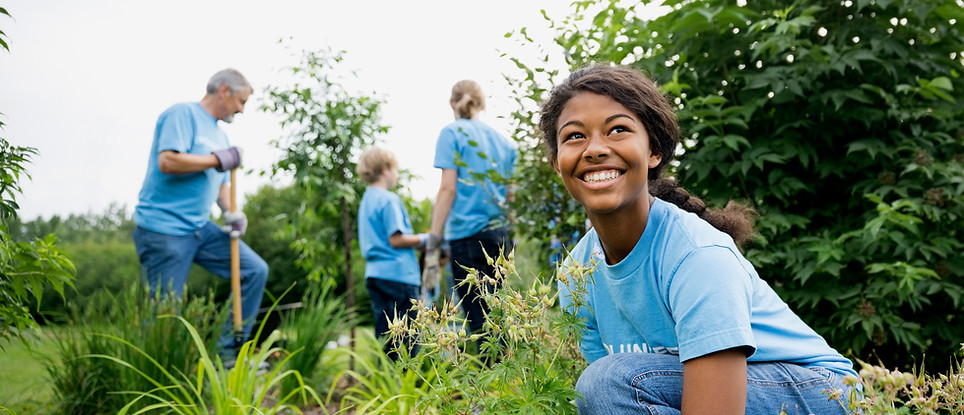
top-left (448, 227), bottom-right (511, 336)
top-left (133, 222), bottom-right (269, 358)
top-left (575, 353), bottom-right (854, 415)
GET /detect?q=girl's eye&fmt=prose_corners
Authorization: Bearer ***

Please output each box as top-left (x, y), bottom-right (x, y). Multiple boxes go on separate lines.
top-left (563, 132), bottom-right (585, 141)
top-left (609, 126), bottom-right (628, 134)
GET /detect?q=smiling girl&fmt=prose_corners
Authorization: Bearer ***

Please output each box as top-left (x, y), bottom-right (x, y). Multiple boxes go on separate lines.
top-left (541, 64), bottom-right (858, 414)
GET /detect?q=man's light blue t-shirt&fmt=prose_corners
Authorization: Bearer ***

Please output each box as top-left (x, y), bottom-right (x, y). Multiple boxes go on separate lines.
top-left (433, 118), bottom-right (517, 241)
top-left (133, 102), bottom-right (229, 236)
top-left (558, 198), bottom-right (858, 378)
top-left (357, 186), bottom-right (421, 286)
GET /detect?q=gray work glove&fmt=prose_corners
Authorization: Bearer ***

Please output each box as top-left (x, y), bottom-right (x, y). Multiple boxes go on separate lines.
top-left (422, 248), bottom-right (441, 290)
top-left (213, 146), bottom-right (243, 172)
top-left (221, 211), bottom-right (247, 238)
top-left (425, 233), bottom-right (442, 251)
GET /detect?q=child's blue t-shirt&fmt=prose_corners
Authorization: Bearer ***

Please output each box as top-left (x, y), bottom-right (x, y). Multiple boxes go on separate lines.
top-left (133, 102), bottom-right (229, 235)
top-left (558, 198), bottom-right (858, 378)
top-left (357, 186), bottom-right (421, 286)
top-left (433, 118), bottom-right (517, 241)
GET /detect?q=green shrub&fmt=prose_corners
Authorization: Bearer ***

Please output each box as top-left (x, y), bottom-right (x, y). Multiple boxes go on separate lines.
top-left (505, 0), bottom-right (964, 373)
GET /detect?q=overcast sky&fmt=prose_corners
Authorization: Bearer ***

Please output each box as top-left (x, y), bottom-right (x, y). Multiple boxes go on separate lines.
top-left (1, 0), bottom-right (579, 221)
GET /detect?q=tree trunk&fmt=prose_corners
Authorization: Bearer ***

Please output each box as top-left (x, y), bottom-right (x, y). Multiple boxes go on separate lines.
top-left (340, 196), bottom-right (355, 371)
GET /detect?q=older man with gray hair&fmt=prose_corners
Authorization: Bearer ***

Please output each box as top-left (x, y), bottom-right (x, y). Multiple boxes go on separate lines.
top-left (132, 68), bottom-right (268, 371)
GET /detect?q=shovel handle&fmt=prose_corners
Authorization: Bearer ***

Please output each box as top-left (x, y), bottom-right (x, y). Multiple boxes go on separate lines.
top-left (230, 169), bottom-right (243, 334)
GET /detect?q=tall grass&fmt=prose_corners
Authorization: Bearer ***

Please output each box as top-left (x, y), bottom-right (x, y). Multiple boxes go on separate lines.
top-left (330, 331), bottom-right (435, 415)
top-left (280, 278), bottom-right (356, 402)
top-left (94, 316), bottom-right (323, 415)
top-left (45, 284), bottom-right (225, 414)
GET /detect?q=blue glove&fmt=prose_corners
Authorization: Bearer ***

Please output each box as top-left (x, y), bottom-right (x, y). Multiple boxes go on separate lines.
top-left (213, 146), bottom-right (243, 172)
top-left (221, 211), bottom-right (247, 238)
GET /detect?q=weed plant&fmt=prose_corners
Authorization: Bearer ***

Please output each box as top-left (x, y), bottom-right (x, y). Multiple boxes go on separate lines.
top-left (280, 278), bottom-right (357, 402)
top-left (372, 249), bottom-right (590, 414)
top-left (843, 344), bottom-right (964, 414)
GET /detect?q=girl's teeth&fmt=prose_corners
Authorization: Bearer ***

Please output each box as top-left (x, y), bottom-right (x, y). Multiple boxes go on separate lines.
top-left (586, 170), bottom-right (619, 182)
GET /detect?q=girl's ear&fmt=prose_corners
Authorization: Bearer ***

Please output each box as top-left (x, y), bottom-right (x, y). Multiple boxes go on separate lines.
top-left (552, 157), bottom-right (562, 177)
top-left (649, 151), bottom-right (662, 169)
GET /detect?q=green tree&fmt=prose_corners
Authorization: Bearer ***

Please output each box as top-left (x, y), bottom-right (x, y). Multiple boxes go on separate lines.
top-left (261, 47), bottom-right (390, 349)
top-left (0, 7), bottom-right (76, 345)
top-left (507, 0), bottom-right (964, 371)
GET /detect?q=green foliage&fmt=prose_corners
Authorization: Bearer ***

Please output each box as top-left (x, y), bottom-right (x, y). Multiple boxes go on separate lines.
top-left (0, 137), bottom-right (76, 343)
top-left (0, 6), bottom-right (9, 52)
top-left (242, 184), bottom-right (312, 303)
top-left (280, 277), bottom-right (356, 400)
top-left (0, 9), bottom-right (76, 344)
top-left (45, 285), bottom-right (226, 414)
top-left (261, 46), bottom-right (387, 282)
top-left (507, 0), bottom-right (964, 372)
top-left (9, 206), bottom-right (225, 324)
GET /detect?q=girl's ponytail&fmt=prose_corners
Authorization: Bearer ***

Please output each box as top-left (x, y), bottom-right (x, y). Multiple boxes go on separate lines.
top-left (650, 178), bottom-right (757, 249)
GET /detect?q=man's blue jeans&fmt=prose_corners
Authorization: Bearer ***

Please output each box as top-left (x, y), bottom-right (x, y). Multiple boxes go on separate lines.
top-left (133, 222), bottom-right (269, 358)
top-left (575, 353), bottom-right (854, 414)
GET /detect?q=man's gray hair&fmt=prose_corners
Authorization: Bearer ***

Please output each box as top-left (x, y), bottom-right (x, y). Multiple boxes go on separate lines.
top-left (206, 68), bottom-right (251, 95)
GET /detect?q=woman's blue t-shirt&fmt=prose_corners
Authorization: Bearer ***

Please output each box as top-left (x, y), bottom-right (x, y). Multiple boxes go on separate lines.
top-left (433, 118), bottom-right (517, 241)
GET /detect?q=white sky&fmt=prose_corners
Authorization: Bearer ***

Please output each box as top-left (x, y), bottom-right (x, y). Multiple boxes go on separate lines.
top-left (0, 0), bottom-right (575, 221)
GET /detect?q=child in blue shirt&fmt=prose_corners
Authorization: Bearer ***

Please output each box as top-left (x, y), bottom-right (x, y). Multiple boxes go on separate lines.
top-left (356, 147), bottom-right (429, 360)
top-left (539, 65), bottom-right (858, 414)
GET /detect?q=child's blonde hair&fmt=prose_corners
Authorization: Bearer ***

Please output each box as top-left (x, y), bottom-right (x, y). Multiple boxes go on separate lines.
top-left (356, 147), bottom-right (397, 184)
top-left (450, 80), bottom-right (485, 119)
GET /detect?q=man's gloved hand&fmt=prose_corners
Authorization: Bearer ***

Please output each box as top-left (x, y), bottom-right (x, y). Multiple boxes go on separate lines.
top-left (221, 211), bottom-right (247, 238)
top-left (422, 248), bottom-right (441, 290)
top-left (213, 146), bottom-right (243, 172)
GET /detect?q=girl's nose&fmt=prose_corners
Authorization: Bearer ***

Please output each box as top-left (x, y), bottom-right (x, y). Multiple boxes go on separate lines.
top-left (583, 133), bottom-right (610, 160)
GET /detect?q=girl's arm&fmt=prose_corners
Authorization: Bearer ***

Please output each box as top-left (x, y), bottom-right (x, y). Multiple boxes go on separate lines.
top-left (681, 348), bottom-right (747, 414)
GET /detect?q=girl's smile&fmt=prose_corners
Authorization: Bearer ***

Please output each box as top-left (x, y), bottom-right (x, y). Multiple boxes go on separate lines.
top-left (552, 91), bottom-right (661, 217)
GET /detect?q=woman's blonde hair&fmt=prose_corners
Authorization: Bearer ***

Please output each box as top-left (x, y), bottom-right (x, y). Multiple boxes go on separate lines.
top-left (450, 80), bottom-right (485, 119)
top-left (356, 147), bottom-right (397, 184)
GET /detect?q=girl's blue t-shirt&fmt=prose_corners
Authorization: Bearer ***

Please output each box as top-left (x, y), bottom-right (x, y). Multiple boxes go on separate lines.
top-left (357, 186), bottom-right (421, 286)
top-left (433, 118), bottom-right (517, 241)
top-left (558, 198), bottom-right (858, 378)
top-left (133, 102), bottom-right (229, 235)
